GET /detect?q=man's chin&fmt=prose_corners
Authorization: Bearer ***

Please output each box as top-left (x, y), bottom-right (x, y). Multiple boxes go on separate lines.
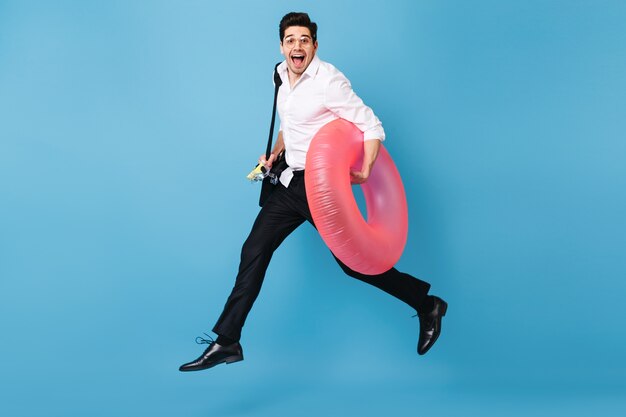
top-left (288, 66), bottom-right (305, 75)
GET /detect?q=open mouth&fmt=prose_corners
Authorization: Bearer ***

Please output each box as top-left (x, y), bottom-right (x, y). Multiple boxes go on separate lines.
top-left (291, 54), bottom-right (305, 67)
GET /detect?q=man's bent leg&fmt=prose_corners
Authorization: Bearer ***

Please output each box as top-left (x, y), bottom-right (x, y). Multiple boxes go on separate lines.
top-left (318, 207), bottom-right (446, 355)
top-left (295, 171), bottom-right (447, 354)
top-left (332, 255), bottom-right (432, 312)
top-left (333, 256), bottom-right (447, 355)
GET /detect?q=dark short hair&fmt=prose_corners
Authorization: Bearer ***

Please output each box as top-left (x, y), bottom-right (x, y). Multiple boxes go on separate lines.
top-left (279, 12), bottom-right (317, 42)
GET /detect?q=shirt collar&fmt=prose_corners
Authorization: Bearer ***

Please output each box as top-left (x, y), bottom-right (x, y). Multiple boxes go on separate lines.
top-left (304, 54), bottom-right (321, 79)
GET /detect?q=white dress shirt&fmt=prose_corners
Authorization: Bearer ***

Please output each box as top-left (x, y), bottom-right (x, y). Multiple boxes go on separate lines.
top-left (276, 55), bottom-right (385, 187)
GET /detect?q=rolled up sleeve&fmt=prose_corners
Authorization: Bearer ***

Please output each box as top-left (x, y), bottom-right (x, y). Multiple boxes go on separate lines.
top-left (324, 75), bottom-right (385, 141)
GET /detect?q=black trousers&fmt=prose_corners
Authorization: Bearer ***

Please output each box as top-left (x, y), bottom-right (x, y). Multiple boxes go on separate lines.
top-left (213, 171), bottom-right (431, 341)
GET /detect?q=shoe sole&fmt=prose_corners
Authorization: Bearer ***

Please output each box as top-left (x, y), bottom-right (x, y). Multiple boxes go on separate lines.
top-left (224, 355), bottom-right (244, 364)
top-left (179, 355), bottom-right (244, 372)
top-left (206, 355), bottom-right (244, 369)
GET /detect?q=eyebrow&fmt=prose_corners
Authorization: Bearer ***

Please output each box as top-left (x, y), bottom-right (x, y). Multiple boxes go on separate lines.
top-left (284, 35), bottom-right (312, 39)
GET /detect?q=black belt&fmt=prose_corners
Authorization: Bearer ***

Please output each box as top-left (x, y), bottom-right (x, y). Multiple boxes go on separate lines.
top-left (292, 170), bottom-right (305, 177)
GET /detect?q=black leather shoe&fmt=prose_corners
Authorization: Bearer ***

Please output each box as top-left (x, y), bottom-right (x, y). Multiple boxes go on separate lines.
top-left (417, 296), bottom-right (448, 355)
top-left (179, 341), bottom-right (244, 372)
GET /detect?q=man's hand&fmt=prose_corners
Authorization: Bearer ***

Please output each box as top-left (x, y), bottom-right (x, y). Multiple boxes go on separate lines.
top-left (259, 153), bottom-right (277, 169)
top-left (350, 139), bottom-right (381, 184)
top-left (350, 169), bottom-right (370, 184)
top-left (260, 131), bottom-right (285, 170)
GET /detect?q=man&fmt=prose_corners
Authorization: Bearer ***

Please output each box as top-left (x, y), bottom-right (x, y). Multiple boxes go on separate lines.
top-left (179, 12), bottom-right (447, 372)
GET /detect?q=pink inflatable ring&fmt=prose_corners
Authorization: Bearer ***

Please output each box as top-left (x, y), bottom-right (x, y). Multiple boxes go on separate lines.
top-left (305, 119), bottom-right (408, 275)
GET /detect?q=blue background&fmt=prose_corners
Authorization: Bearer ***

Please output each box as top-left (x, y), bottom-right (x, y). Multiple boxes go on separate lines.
top-left (1, 0), bottom-right (625, 416)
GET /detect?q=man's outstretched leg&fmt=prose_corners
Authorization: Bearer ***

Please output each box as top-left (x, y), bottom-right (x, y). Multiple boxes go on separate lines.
top-left (179, 186), bottom-right (307, 372)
